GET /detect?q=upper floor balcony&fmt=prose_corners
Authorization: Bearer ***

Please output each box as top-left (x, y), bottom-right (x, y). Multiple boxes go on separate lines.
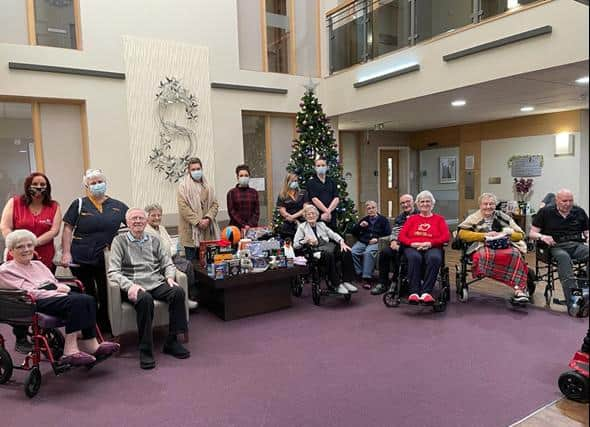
top-left (327, 0), bottom-right (543, 74)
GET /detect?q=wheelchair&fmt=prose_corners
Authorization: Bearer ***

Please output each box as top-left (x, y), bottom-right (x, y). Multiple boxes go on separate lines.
top-left (535, 241), bottom-right (588, 313)
top-left (382, 246), bottom-right (450, 313)
top-left (453, 239), bottom-right (536, 308)
top-left (299, 245), bottom-right (354, 306)
top-left (0, 281), bottom-right (109, 398)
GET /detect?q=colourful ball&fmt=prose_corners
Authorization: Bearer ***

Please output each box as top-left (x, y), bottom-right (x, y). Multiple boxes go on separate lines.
top-left (222, 225), bottom-right (241, 245)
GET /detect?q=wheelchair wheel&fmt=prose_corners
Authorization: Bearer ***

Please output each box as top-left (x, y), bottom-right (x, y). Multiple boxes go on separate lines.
top-left (433, 301), bottom-right (447, 313)
top-left (312, 284), bottom-right (321, 306)
top-left (458, 287), bottom-right (468, 302)
top-left (24, 366), bottom-right (41, 398)
top-left (0, 347), bottom-right (14, 384)
top-left (544, 285), bottom-right (553, 306)
top-left (43, 329), bottom-right (65, 360)
top-left (558, 371), bottom-right (590, 403)
top-left (343, 293), bottom-right (352, 303)
top-left (291, 276), bottom-right (304, 297)
top-left (383, 291), bottom-right (400, 308)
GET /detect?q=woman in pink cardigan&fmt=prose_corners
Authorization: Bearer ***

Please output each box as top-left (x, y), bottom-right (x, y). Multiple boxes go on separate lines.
top-left (0, 230), bottom-right (119, 366)
top-left (398, 191), bottom-right (450, 304)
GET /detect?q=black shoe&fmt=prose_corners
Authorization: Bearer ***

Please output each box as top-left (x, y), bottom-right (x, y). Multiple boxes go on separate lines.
top-left (163, 337), bottom-right (190, 359)
top-left (140, 350), bottom-right (156, 370)
top-left (15, 338), bottom-right (33, 354)
top-left (371, 283), bottom-right (387, 295)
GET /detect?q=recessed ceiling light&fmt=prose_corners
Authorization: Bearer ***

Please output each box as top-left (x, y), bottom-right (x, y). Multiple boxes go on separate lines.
top-left (451, 99), bottom-right (466, 107)
top-left (520, 106), bottom-right (534, 112)
top-left (575, 76), bottom-right (589, 84)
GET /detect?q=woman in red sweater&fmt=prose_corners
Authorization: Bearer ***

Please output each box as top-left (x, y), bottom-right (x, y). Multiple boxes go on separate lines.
top-left (398, 190), bottom-right (450, 303)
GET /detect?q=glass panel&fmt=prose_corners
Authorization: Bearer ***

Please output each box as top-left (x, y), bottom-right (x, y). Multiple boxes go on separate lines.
top-left (242, 114), bottom-right (269, 225)
top-left (266, 0), bottom-right (290, 73)
top-left (330, 1), bottom-right (366, 73)
top-left (369, 0), bottom-right (410, 59)
top-left (387, 157), bottom-right (393, 189)
top-left (294, 0), bottom-right (319, 76)
top-left (0, 102), bottom-right (34, 256)
top-left (414, 0), bottom-right (473, 43)
top-left (238, 0), bottom-right (263, 71)
top-left (34, 0), bottom-right (77, 49)
top-left (480, 0), bottom-right (540, 20)
top-left (388, 200), bottom-right (393, 218)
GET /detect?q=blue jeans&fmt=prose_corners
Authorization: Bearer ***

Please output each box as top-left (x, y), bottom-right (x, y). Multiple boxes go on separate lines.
top-left (351, 241), bottom-right (379, 279)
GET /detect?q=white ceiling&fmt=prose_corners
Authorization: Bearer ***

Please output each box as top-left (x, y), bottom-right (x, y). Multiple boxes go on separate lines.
top-left (0, 102), bottom-right (32, 120)
top-left (337, 61), bottom-right (589, 132)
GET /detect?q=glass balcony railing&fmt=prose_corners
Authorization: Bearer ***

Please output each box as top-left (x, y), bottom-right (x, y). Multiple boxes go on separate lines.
top-left (327, 0), bottom-right (544, 74)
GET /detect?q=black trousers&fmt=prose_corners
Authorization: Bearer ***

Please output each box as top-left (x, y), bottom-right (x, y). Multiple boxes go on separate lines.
top-left (70, 262), bottom-right (110, 334)
top-left (121, 283), bottom-right (188, 353)
top-left (173, 255), bottom-right (198, 300)
top-left (35, 294), bottom-right (96, 338)
top-left (317, 244), bottom-right (354, 287)
top-left (378, 246), bottom-right (402, 285)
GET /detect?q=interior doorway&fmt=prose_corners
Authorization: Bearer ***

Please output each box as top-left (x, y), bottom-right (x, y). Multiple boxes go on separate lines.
top-left (378, 148), bottom-right (400, 218)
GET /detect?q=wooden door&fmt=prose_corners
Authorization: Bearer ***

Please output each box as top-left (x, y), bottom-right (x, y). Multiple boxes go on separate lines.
top-left (379, 149), bottom-right (399, 218)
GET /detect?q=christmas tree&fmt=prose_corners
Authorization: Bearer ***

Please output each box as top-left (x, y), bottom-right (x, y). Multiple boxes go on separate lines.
top-left (272, 84), bottom-right (357, 234)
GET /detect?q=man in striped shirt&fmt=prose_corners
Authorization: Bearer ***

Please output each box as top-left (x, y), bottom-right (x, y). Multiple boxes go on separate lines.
top-left (371, 194), bottom-right (418, 295)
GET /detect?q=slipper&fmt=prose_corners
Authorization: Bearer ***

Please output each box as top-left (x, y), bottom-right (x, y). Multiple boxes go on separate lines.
top-left (60, 351), bottom-right (96, 366)
top-left (93, 341), bottom-right (120, 357)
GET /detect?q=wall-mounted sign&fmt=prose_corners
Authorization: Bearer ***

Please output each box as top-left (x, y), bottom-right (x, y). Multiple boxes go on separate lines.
top-left (509, 155), bottom-right (543, 177)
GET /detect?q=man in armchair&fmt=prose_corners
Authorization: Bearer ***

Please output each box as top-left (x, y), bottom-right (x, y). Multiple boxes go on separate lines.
top-left (108, 208), bottom-right (190, 370)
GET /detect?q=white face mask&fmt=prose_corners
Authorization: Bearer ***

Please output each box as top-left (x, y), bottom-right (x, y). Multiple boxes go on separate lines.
top-left (238, 177), bottom-right (250, 187)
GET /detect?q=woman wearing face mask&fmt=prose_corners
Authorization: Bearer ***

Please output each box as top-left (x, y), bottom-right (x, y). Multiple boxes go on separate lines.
top-left (60, 169), bottom-right (128, 334)
top-left (1, 172), bottom-right (61, 353)
top-left (226, 164), bottom-right (259, 232)
top-left (276, 173), bottom-right (308, 240)
top-left (306, 157), bottom-right (339, 230)
top-left (177, 157), bottom-right (220, 262)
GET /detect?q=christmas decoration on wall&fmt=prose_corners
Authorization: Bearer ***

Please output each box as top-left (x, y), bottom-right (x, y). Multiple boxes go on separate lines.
top-left (148, 77), bottom-right (198, 182)
top-left (272, 81), bottom-right (357, 234)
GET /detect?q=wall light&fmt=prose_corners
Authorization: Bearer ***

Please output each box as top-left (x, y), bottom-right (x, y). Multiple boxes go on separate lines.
top-left (575, 76), bottom-right (589, 84)
top-left (451, 99), bottom-right (466, 107)
top-left (555, 132), bottom-right (575, 157)
top-left (507, 0), bottom-right (519, 9)
top-left (520, 106), bottom-right (534, 112)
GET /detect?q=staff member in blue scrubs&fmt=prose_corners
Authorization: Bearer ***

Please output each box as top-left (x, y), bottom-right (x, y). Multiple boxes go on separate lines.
top-left (61, 169), bottom-right (128, 334)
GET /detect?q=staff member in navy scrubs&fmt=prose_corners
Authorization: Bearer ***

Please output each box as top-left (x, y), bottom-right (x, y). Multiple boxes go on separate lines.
top-left (306, 157), bottom-right (339, 230)
top-left (61, 169), bottom-right (128, 334)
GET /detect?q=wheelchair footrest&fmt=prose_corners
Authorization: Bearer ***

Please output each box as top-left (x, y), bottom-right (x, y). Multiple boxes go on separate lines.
top-left (553, 298), bottom-right (567, 306)
top-left (52, 362), bottom-right (72, 375)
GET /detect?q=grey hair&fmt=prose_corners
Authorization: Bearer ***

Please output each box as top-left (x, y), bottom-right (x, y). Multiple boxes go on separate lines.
top-left (82, 168), bottom-right (107, 186)
top-left (144, 203), bottom-right (163, 214)
top-left (365, 200), bottom-right (377, 208)
top-left (415, 190), bottom-right (436, 206)
top-left (5, 229), bottom-right (37, 250)
top-left (478, 192), bottom-right (498, 205)
top-left (303, 204), bottom-right (320, 217)
top-left (125, 207), bottom-right (147, 222)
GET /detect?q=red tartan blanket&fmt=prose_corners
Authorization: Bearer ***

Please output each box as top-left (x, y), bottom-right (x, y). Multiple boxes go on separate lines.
top-left (472, 247), bottom-right (528, 289)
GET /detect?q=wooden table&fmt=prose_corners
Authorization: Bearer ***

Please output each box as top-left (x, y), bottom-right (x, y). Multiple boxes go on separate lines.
top-left (195, 266), bottom-right (308, 321)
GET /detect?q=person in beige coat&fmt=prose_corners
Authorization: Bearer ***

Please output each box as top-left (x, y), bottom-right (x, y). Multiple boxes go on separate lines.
top-left (177, 157), bottom-right (220, 264)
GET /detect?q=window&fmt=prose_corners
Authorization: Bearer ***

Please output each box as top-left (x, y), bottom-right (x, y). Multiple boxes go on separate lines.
top-left (266, 0), bottom-right (291, 73)
top-left (242, 114), bottom-right (269, 224)
top-left (32, 0), bottom-right (80, 49)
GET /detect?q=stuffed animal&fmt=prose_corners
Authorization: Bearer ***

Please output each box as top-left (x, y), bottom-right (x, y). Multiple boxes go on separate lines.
top-left (239, 249), bottom-right (253, 274)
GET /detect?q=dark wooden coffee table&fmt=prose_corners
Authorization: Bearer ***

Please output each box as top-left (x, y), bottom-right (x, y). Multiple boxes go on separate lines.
top-left (196, 266), bottom-right (308, 321)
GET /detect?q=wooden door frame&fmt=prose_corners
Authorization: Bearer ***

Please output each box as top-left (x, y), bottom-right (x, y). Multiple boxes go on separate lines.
top-left (377, 146), bottom-right (410, 217)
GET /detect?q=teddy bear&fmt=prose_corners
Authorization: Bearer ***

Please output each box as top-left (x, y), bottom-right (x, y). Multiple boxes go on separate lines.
top-left (239, 249), bottom-right (253, 274)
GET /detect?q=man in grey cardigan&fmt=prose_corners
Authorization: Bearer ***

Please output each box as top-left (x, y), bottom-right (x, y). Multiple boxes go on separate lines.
top-left (108, 208), bottom-right (190, 369)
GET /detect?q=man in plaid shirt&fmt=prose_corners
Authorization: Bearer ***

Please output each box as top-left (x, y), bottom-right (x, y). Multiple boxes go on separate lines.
top-left (227, 164), bottom-right (259, 231)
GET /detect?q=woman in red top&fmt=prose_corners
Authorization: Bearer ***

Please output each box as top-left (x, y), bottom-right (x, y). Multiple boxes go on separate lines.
top-left (1, 172), bottom-right (62, 353)
top-left (398, 190), bottom-right (450, 304)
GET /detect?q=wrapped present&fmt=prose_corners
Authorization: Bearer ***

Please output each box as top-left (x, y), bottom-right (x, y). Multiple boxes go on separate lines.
top-left (199, 240), bottom-right (231, 267)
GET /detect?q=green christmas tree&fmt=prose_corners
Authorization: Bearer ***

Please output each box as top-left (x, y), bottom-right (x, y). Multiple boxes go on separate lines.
top-left (272, 85), bottom-right (357, 234)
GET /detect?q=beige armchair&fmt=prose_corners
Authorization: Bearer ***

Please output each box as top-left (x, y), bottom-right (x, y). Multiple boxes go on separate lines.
top-left (104, 249), bottom-right (189, 339)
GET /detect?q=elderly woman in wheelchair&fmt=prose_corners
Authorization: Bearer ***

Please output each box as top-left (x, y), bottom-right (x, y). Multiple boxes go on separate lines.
top-left (397, 191), bottom-right (451, 305)
top-left (0, 230), bottom-right (119, 368)
top-left (293, 205), bottom-right (357, 299)
top-left (456, 192), bottom-right (532, 304)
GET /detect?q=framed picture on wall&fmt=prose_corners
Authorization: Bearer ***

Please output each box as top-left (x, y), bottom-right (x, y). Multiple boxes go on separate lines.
top-left (439, 156), bottom-right (457, 184)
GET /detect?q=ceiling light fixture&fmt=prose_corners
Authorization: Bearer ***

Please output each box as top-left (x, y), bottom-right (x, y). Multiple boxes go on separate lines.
top-left (575, 76), bottom-right (589, 84)
top-left (520, 106), bottom-right (534, 112)
top-left (451, 99), bottom-right (466, 107)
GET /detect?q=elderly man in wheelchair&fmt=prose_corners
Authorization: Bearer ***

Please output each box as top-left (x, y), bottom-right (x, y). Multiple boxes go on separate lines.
top-left (293, 205), bottom-right (357, 301)
top-left (0, 230), bottom-right (119, 396)
top-left (530, 188), bottom-right (589, 316)
top-left (456, 193), bottom-right (533, 305)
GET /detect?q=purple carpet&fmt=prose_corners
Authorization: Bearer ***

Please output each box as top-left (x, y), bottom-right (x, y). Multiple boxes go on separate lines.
top-left (0, 288), bottom-right (587, 427)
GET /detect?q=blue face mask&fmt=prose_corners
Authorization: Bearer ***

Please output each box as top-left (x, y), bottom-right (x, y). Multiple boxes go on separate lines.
top-left (89, 182), bottom-right (106, 197)
top-left (316, 166), bottom-right (328, 175)
top-left (289, 181), bottom-right (299, 189)
top-left (190, 170), bottom-right (203, 181)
